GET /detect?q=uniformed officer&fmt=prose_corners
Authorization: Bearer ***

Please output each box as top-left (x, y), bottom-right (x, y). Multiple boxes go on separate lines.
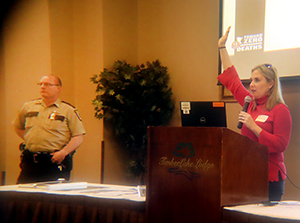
top-left (13, 74), bottom-right (86, 184)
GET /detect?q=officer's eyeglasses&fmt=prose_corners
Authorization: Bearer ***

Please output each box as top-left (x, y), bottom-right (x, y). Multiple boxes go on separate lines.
top-left (37, 82), bottom-right (60, 87)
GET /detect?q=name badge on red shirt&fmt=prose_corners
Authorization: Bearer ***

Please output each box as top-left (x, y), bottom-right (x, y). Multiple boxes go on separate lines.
top-left (255, 115), bottom-right (269, 122)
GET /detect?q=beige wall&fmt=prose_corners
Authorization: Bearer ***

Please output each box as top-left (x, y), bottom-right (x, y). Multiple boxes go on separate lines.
top-left (0, 16), bottom-right (6, 183)
top-left (48, 0), bottom-right (104, 183)
top-left (100, 0), bottom-right (139, 185)
top-left (71, 0), bottom-right (104, 182)
top-left (1, 0), bottom-right (300, 200)
top-left (138, 1), bottom-right (221, 125)
top-left (3, 0), bottom-right (53, 184)
top-left (2, 0), bottom-right (103, 184)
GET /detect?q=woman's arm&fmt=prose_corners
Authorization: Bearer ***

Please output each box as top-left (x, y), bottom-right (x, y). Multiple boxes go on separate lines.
top-left (239, 111), bottom-right (262, 137)
top-left (218, 26), bottom-right (233, 71)
top-left (217, 26), bottom-right (251, 105)
top-left (258, 105), bottom-right (292, 153)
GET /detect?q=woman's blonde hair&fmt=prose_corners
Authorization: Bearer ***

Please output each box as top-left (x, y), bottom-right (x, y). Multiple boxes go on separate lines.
top-left (251, 64), bottom-right (285, 110)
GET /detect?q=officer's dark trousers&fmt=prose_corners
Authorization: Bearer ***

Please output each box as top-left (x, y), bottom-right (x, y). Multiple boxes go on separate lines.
top-left (17, 150), bottom-right (72, 184)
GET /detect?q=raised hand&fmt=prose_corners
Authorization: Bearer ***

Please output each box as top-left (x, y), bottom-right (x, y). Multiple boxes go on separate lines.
top-left (218, 26), bottom-right (231, 48)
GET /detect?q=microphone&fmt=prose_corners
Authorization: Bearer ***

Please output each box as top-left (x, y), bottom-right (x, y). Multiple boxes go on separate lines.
top-left (237, 95), bottom-right (252, 129)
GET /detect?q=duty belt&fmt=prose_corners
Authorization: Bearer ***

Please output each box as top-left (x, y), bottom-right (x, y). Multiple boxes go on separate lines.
top-left (21, 150), bottom-right (54, 164)
top-left (20, 149), bottom-right (73, 171)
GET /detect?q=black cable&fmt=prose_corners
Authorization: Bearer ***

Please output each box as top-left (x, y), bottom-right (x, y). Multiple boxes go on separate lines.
top-left (249, 140), bottom-right (300, 190)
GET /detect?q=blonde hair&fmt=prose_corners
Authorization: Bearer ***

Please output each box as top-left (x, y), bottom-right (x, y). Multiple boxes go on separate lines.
top-left (251, 64), bottom-right (285, 111)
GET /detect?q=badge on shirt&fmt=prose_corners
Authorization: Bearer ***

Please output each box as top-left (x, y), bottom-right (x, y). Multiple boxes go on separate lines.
top-left (255, 115), bottom-right (269, 123)
top-left (49, 112), bottom-right (57, 120)
top-left (49, 111), bottom-right (65, 122)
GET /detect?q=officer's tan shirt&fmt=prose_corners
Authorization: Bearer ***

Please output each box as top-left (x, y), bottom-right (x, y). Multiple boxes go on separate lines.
top-left (13, 98), bottom-right (86, 152)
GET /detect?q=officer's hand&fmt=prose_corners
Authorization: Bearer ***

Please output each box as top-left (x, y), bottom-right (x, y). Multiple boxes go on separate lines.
top-left (50, 150), bottom-right (67, 164)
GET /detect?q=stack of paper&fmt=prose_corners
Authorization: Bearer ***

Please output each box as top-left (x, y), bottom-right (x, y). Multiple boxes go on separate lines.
top-left (19, 181), bottom-right (88, 191)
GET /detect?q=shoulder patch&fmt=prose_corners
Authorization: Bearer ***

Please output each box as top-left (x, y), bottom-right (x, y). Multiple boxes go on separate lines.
top-left (61, 101), bottom-right (82, 121)
top-left (62, 101), bottom-right (76, 108)
top-left (74, 109), bottom-right (83, 121)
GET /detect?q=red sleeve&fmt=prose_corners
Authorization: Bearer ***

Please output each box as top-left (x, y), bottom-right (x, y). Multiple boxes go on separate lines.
top-left (217, 65), bottom-right (252, 106)
top-left (258, 104), bottom-right (292, 153)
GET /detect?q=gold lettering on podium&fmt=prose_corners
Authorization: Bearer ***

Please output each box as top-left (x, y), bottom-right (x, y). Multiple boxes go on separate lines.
top-left (159, 157), bottom-right (215, 171)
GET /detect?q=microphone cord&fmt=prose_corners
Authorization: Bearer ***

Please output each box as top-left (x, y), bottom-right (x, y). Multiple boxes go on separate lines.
top-left (249, 139), bottom-right (300, 190)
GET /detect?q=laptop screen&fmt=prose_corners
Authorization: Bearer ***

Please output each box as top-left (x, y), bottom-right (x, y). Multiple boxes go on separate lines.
top-left (180, 101), bottom-right (227, 127)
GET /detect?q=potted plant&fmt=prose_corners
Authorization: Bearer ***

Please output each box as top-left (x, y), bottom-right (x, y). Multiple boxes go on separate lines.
top-left (91, 60), bottom-right (175, 182)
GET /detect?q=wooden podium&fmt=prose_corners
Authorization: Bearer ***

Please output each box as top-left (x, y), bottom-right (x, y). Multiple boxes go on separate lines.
top-left (146, 127), bottom-right (269, 223)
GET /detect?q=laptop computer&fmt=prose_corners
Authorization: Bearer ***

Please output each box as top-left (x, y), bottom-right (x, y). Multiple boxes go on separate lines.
top-left (180, 101), bottom-right (227, 127)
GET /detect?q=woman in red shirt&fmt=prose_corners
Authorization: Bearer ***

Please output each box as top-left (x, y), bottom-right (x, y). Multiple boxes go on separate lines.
top-left (218, 26), bottom-right (292, 201)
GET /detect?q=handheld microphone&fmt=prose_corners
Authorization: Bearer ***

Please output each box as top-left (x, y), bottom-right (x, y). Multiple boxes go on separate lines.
top-left (237, 95), bottom-right (252, 129)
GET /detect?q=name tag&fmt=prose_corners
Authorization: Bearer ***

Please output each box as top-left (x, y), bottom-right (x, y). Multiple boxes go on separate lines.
top-left (25, 111), bottom-right (39, 117)
top-left (255, 115), bottom-right (269, 122)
